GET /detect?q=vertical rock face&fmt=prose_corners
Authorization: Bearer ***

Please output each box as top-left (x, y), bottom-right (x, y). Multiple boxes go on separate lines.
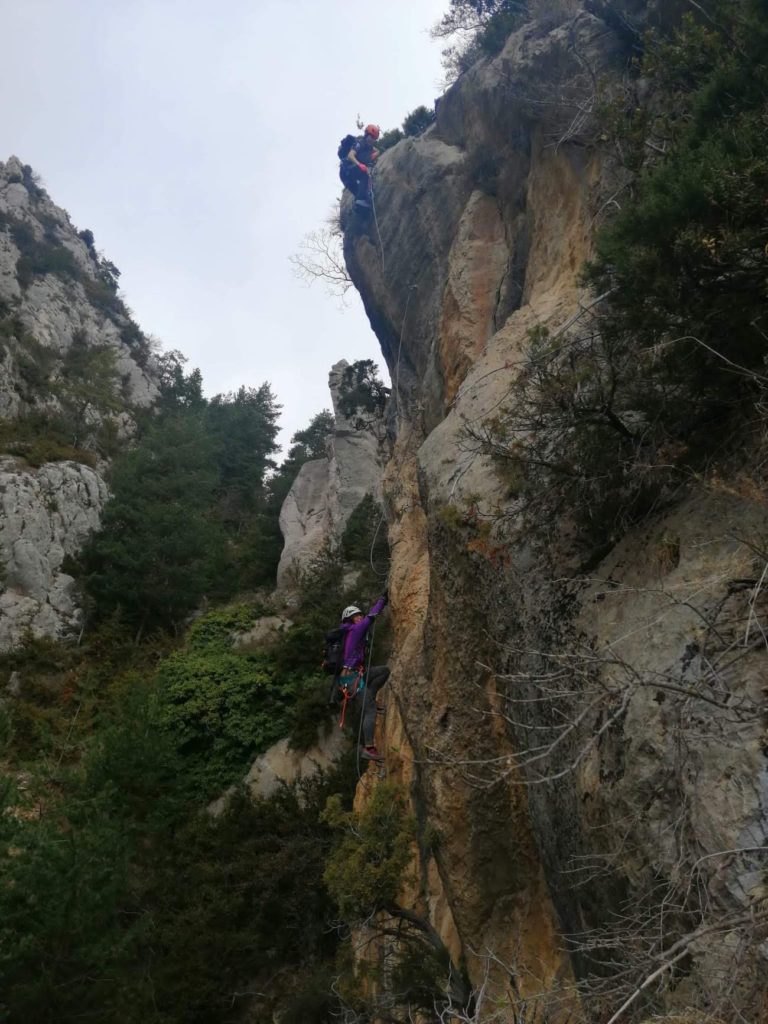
top-left (0, 457), bottom-right (109, 646)
top-left (342, 6), bottom-right (767, 1019)
top-left (0, 156), bottom-right (160, 647)
top-left (276, 359), bottom-right (385, 589)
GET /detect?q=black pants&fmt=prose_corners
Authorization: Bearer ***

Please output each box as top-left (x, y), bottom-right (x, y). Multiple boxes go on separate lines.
top-left (356, 665), bottom-right (389, 745)
top-left (339, 163), bottom-right (371, 204)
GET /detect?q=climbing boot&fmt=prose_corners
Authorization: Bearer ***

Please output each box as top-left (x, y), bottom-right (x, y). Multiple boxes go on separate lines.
top-left (361, 745), bottom-right (384, 762)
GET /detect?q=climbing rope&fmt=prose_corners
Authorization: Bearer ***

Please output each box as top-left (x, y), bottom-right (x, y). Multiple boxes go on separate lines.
top-left (369, 171), bottom-right (385, 276)
top-left (355, 616), bottom-right (378, 781)
top-left (351, 165), bottom-right (422, 778)
top-left (367, 283), bottom-right (417, 580)
top-left (337, 669), bottom-right (362, 729)
top-left (356, 285), bottom-right (421, 779)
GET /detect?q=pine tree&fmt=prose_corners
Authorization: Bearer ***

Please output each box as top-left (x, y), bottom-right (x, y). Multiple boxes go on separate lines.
top-left (83, 413), bottom-right (225, 636)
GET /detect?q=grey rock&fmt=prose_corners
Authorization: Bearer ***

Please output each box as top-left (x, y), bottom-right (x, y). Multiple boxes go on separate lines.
top-left (276, 457), bottom-right (331, 589)
top-left (0, 155), bottom-right (160, 424)
top-left (233, 615), bottom-right (290, 649)
top-left (276, 359), bottom-right (385, 589)
top-left (0, 458), bottom-right (109, 648)
top-left (208, 726), bottom-right (347, 816)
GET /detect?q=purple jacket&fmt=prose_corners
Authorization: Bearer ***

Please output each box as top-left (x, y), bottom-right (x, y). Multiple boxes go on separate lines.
top-left (340, 596), bottom-right (387, 670)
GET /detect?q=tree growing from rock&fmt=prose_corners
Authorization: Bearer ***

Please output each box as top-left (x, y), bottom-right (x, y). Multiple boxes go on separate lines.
top-left (323, 781), bottom-right (474, 1020)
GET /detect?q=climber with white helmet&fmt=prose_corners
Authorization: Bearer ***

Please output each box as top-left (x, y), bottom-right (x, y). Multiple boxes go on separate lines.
top-left (337, 123), bottom-right (381, 210)
top-left (337, 593), bottom-right (389, 761)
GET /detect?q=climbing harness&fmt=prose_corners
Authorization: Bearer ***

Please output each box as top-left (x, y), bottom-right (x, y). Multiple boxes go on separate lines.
top-left (338, 669), bottom-right (364, 730)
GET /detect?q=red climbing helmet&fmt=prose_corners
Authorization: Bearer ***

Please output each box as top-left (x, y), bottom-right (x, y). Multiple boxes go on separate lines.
top-left (364, 124), bottom-right (381, 140)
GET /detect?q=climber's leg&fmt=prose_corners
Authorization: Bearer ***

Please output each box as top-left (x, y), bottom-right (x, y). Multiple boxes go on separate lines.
top-left (359, 666), bottom-right (389, 746)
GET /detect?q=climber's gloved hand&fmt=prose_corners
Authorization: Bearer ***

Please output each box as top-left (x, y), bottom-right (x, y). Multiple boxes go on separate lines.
top-left (358, 163), bottom-right (368, 174)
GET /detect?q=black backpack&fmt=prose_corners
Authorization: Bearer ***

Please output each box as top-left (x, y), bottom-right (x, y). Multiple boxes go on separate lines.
top-left (322, 626), bottom-right (347, 677)
top-left (337, 134), bottom-right (357, 161)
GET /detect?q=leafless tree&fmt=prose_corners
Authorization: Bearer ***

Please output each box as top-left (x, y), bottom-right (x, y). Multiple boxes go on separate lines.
top-left (289, 202), bottom-right (353, 303)
top-left (419, 560), bottom-right (768, 1022)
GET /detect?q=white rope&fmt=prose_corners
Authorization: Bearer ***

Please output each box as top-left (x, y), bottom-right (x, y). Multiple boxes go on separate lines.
top-left (369, 171), bottom-right (385, 275)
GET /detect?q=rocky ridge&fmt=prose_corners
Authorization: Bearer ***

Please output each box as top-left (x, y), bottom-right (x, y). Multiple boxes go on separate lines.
top-left (0, 156), bottom-right (158, 646)
top-left (343, 6), bottom-right (768, 1020)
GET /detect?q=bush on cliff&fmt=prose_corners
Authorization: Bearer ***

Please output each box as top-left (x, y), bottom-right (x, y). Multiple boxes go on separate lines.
top-left (470, 0), bottom-right (768, 548)
top-left (156, 606), bottom-right (298, 793)
top-left (323, 781), bottom-right (474, 1019)
top-left (432, 0), bottom-right (529, 78)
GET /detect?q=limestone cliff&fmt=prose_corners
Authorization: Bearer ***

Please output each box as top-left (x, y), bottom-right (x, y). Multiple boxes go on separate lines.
top-left (0, 156), bottom-right (158, 646)
top-left (342, 6), bottom-right (767, 1022)
top-left (277, 358), bottom-right (385, 589)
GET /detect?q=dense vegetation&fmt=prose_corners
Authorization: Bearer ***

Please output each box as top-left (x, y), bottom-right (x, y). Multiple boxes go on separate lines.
top-left (0, 496), bottom-right (390, 1022)
top-left (0, 291), bottom-right (391, 1022)
top-left (79, 358), bottom-right (282, 634)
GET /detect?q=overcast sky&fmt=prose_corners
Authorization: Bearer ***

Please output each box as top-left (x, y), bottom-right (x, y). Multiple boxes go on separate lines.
top-left (1, 0), bottom-right (448, 450)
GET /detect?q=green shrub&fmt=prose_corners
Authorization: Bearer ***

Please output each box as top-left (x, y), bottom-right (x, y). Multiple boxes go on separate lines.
top-left (323, 780), bottom-right (415, 921)
top-left (21, 164), bottom-right (46, 200)
top-left (288, 673), bottom-right (335, 752)
top-left (156, 614), bottom-right (297, 792)
top-left (185, 603), bottom-right (260, 652)
top-left (119, 321), bottom-right (151, 367)
top-left (82, 275), bottom-right (124, 317)
top-left (433, 0), bottom-right (529, 79)
top-left (78, 228), bottom-right (96, 252)
top-left (341, 492), bottom-right (387, 567)
top-left (0, 311), bottom-right (24, 340)
top-left (378, 127), bottom-right (404, 152)
top-left (402, 104), bottom-right (436, 137)
top-left (11, 221), bottom-right (80, 289)
top-left (337, 358), bottom-right (389, 426)
top-left (14, 333), bottom-right (57, 390)
top-left (474, 0), bottom-right (768, 549)
top-left (0, 410), bottom-right (100, 467)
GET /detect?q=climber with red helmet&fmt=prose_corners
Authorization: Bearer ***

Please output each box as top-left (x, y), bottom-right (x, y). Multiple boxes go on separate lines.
top-left (338, 123), bottom-right (381, 210)
top-left (337, 593), bottom-right (390, 761)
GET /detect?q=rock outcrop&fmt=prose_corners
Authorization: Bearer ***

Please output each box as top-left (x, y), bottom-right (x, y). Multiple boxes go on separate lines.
top-left (208, 725), bottom-right (347, 816)
top-left (0, 457), bottom-right (108, 646)
top-left (0, 156), bottom-right (158, 416)
top-left (0, 156), bottom-right (160, 646)
top-left (342, 7), bottom-right (768, 1021)
top-left (276, 358), bottom-right (385, 589)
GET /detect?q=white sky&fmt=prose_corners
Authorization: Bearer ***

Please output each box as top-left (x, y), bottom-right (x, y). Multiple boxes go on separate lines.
top-left (0, 0), bottom-right (448, 450)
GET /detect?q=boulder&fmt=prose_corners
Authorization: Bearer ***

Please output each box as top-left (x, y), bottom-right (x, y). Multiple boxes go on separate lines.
top-left (0, 457), bottom-right (109, 647)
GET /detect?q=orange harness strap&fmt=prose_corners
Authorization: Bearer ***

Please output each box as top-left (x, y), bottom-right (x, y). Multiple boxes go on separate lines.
top-left (338, 670), bottom-right (364, 729)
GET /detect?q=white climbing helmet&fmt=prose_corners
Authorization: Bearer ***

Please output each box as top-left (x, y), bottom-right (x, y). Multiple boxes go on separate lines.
top-left (341, 605), bottom-right (362, 621)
